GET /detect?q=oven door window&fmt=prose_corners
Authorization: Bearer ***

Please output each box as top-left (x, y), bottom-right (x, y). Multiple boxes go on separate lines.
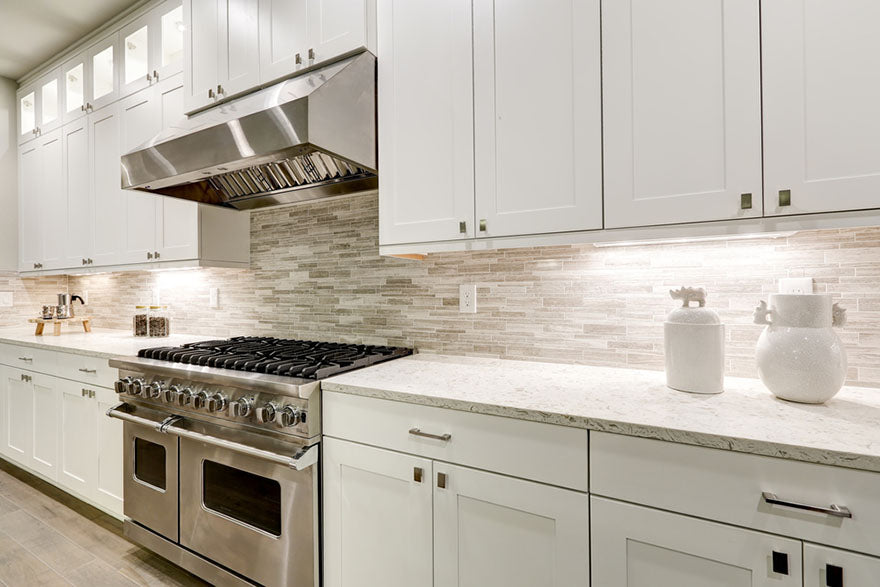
top-left (134, 437), bottom-right (167, 490)
top-left (202, 460), bottom-right (282, 536)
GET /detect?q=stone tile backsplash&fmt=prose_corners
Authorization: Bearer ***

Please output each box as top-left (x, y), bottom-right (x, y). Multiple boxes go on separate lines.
top-left (2, 192), bottom-right (880, 387)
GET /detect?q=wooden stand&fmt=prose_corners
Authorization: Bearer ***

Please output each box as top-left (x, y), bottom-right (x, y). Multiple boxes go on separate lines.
top-left (28, 317), bottom-right (92, 336)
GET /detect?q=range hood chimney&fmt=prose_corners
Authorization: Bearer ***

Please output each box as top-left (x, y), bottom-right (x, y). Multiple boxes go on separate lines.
top-left (120, 51), bottom-right (376, 210)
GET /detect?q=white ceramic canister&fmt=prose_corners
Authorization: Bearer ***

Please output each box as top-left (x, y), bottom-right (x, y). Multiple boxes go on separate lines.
top-left (664, 287), bottom-right (725, 394)
top-left (754, 294), bottom-right (847, 404)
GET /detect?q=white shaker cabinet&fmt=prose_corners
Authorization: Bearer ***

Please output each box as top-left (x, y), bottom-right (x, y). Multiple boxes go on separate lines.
top-left (61, 51), bottom-right (91, 124)
top-left (307, 0), bottom-right (372, 66)
top-left (183, 0), bottom-right (222, 112)
top-left (59, 379), bottom-right (96, 498)
top-left (804, 543), bottom-right (880, 587)
top-left (763, 0), bottom-right (880, 217)
top-left (473, 0), bottom-right (602, 238)
top-left (17, 140), bottom-right (44, 271)
top-left (433, 463), bottom-right (590, 587)
top-left (63, 117), bottom-right (94, 269)
top-left (87, 32), bottom-right (121, 111)
top-left (120, 0), bottom-right (184, 99)
top-left (258, 0), bottom-right (311, 82)
top-left (592, 497), bottom-right (802, 587)
top-left (17, 68), bottom-right (63, 145)
top-left (602, 0), bottom-right (763, 229)
top-left (0, 369), bottom-right (60, 482)
top-left (377, 0), bottom-right (476, 245)
top-left (322, 438), bottom-right (433, 587)
top-left (18, 128), bottom-right (63, 272)
top-left (88, 102), bottom-right (127, 267)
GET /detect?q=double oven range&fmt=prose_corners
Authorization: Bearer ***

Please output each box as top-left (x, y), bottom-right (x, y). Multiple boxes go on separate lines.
top-left (107, 337), bottom-right (410, 586)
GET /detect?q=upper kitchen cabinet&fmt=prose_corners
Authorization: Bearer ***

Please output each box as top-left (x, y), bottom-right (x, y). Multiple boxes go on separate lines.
top-left (120, 0), bottom-right (184, 98)
top-left (377, 0), bottom-right (476, 245)
top-left (473, 0), bottom-right (602, 238)
top-left (17, 86), bottom-right (37, 145)
top-left (17, 68), bottom-right (63, 145)
top-left (307, 0), bottom-right (374, 68)
top-left (258, 0), bottom-right (311, 82)
top-left (763, 0), bottom-right (880, 217)
top-left (87, 32), bottom-right (122, 111)
top-left (602, 0), bottom-right (763, 229)
top-left (61, 52), bottom-right (90, 124)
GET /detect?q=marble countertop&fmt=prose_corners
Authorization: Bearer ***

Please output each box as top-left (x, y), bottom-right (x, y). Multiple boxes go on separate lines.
top-left (0, 327), bottom-right (212, 359)
top-left (323, 354), bottom-right (880, 473)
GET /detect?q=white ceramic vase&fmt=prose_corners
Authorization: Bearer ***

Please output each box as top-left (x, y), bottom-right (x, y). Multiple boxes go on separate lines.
top-left (753, 294), bottom-right (847, 404)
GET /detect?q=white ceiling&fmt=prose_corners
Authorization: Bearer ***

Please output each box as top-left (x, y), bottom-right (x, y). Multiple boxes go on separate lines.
top-left (0, 0), bottom-right (141, 80)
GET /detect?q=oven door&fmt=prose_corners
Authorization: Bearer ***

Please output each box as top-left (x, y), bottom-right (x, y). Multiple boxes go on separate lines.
top-left (178, 426), bottom-right (319, 587)
top-left (120, 406), bottom-right (180, 541)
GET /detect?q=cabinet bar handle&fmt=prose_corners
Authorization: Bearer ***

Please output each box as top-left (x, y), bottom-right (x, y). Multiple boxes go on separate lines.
top-left (78, 368), bottom-right (97, 374)
top-left (295, 53), bottom-right (302, 65)
top-left (437, 472), bottom-right (447, 489)
top-left (308, 48), bottom-right (315, 60)
top-left (413, 467), bottom-right (423, 483)
top-left (761, 491), bottom-right (852, 518)
top-left (18, 357), bottom-right (33, 362)
top-left (409, 428), bottom-right (451, 442)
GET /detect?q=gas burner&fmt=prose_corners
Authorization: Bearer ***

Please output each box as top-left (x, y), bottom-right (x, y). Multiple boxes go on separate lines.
top-left (138, 336), bottom-right (412, 379)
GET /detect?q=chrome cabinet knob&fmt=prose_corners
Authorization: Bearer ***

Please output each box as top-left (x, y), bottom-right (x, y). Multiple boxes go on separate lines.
top-left (192, 390), bottom-right (209, 409)
top-left (256, 402), bottom-right (277, 424)
top-left (129, 378), bottom-right (146, 396)
top-left (206, 393), bottom-right (228, 413)
top-left (275, 405), bottom-right (302, 428)
top-left (231, 397), bottom-right (254, 418)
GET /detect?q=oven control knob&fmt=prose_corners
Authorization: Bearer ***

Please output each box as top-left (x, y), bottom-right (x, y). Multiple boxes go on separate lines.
top-left (231, 397), bottom-right (254, 418)
top-left (276, 406), bottom-right (303, 428)
top-left (206, 393), bottom-right (228, 413)
top-left (147, 382), bottom-right (164, 399)
top-left (175, 387), bottom-right (194, 407)
top-left (129, 378), bottom-right (146, 396)
top-left (114, 377), bottom-right (133, 394)
top-left (256, 402), bottom-right (277, 424)
top-left (162, 385), bottom-right (182, 403)
top-left (192, 391), bottom-right (209, 410)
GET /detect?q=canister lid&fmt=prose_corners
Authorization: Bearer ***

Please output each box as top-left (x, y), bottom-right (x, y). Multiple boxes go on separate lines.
top-left (666, 287), bottom-right (721, 325)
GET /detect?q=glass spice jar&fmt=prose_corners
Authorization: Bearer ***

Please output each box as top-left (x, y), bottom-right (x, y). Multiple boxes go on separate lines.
top-left (148, 305), bottom-right (171, 337)
top-left (132, 306), bottom-right (149, 337)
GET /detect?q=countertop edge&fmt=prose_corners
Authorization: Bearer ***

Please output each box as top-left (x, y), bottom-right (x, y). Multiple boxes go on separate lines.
top-left (321, 381), bottom-right (880, 475)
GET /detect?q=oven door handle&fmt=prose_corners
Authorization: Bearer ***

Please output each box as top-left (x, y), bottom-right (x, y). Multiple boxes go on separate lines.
top-left (106, 404), bottom-right (318, 471)
top-left (164, 424), bottom-right (319, 471)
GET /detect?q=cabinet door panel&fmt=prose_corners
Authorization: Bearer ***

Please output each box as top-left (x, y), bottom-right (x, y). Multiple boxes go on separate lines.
top-left (59, 381), bottom-right (95, 496)
top-left (184, 0), bottom-right (220, 112)
top-left (18, 87), bottom-right (37, 145)
top-left (308, 0), bottom-right (367, 64)
top-left (38, 131), bottom-right (66, 270)
top-left (64, 119), bottom-right (93, 268)
top-left (94, 388), bottom-right (123, 515)
top-left (3, 370), bottom-right (31, 463)
top-left (62, 53), bottom-right (89, 124)
top-left (18, 142), bottom-right (43, 270)
top-left (121, 14), bottom-right (153, 98)
top-left (434, 463), bottom-right (589, 587)
top-left (763, 0), bottom-right (880, 216)
top-left (377, 0), bottom-right (475, 245)
top-left (38, 69), bottom-right (63, 135)
top-left (592, 497), bottom-right (802, 587)
top-left (603, 0), bottom-right (762, 228)
top-left (30, 375), bottom-right (59, 481)
top-left (218, 0), bottom-right (260, 96)
top-left (89, 104), bottom-right (126, 266)
top-left (474, 0), bottom-right (602, 237)
top-left (155, 0), bottom-right (185, 81)
top-left (259, 0), bottom-right (310, 82)
top-left (88, 32), bottom-right (120, 110)
top-left (804, 543), bottom-right (880, 587)
top-left (323, 438), bottom-right (433, 587)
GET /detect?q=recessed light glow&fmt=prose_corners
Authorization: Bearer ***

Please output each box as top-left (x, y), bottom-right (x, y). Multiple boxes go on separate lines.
top-left (591, 232), bottom-right (797, 248)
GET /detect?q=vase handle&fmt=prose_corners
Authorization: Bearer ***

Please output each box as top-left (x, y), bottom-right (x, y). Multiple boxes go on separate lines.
top-left (754, 300), bottom-right (773, 325)
top-left (832, 303), bottom-right (847, 327)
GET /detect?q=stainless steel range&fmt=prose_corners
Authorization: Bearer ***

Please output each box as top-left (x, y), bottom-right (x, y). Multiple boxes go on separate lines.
top-left (107, 337), bottom-right (411, 587)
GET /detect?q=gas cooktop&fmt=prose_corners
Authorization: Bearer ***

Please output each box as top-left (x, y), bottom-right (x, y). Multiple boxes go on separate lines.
top-left (137, 336), bottom-right (412, 380)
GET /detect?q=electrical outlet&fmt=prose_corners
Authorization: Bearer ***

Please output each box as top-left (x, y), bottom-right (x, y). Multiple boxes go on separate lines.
top-left (210, 287), bottom-right (219, 309)
top-left (779, 277), bottom-right (813, 294)
top-left (459, 284), bottom-right (477, 314)
top-left (0, 292), bottom-right (12, 308)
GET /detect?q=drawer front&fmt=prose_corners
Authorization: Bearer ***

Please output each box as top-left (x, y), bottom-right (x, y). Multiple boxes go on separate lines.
top-left (323, 391), bottom-right (589, 491)
top-left (591, 431), bottom-right (880, 556)
top-left (804, 543), bottom-right (880, 587)
top-left (0, 344), bottom-right (54, 372)
top-left (54, 352), bottom-right (116, 388)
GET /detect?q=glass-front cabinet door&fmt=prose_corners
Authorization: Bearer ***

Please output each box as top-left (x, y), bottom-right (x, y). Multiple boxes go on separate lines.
top-left (88, 31), bottom-right (120, 110)
top-left (62, 52), bottom-right (90, 123)
top-left (155, 0), bottom-right (184, 80)
top-left (121, 14), bottom-right (152, 97)
top-left (17, 86), bottom-right (37, 145)
top-left (120, 0), bottom-right (184, 98)
top-left (38, 68), bottom-right (62, 134)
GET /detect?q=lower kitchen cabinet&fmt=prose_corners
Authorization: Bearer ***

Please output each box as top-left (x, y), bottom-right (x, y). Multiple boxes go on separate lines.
top-left (804, 543), bottom-right (880, 587)
top-left (323, 437), bottom-right (433, 587)
top-left (322, 436), bottom-right (590, 587)
top-left (433, 463), bottom-right (589, 587)
top-left (592, 497), bottom-right (802, 587)
top-left (0, 362), bottom-right (123, 517)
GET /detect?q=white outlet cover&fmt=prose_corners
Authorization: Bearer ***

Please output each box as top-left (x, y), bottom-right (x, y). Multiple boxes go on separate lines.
top-left (779, 277), bottom-right (814, 294)
top-left (459, 284), bottom-right (477, 314)
top-left (0, 292), bottom-right (12, 308)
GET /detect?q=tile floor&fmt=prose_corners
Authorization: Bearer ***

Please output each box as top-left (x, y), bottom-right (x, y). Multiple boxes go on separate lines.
top-left (0, 458), bottom-right (208, 586)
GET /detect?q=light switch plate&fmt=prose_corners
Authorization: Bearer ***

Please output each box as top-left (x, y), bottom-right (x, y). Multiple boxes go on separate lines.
top-left (0, 292), bottom-right (12, 307)
top-left (779, 277), bottom-right (813, 294)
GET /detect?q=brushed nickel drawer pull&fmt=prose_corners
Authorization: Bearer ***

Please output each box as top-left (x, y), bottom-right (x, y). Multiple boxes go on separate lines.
top-left (78, 368), bottom-right (97, 373)
top-left (18, 357), bottom-right (33, 362)
top-left (409, 428), bottom-right (451, 442)
top-left (762, 491), bottom-right (852, 518)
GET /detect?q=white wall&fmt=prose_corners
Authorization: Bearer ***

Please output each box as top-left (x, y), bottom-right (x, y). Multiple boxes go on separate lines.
top-left (0, 76), bottom-right (17, 271)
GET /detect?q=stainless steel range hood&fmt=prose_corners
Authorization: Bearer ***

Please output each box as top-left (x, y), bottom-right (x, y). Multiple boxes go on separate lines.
top-left (120, 51), bottom-right (377, 210)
